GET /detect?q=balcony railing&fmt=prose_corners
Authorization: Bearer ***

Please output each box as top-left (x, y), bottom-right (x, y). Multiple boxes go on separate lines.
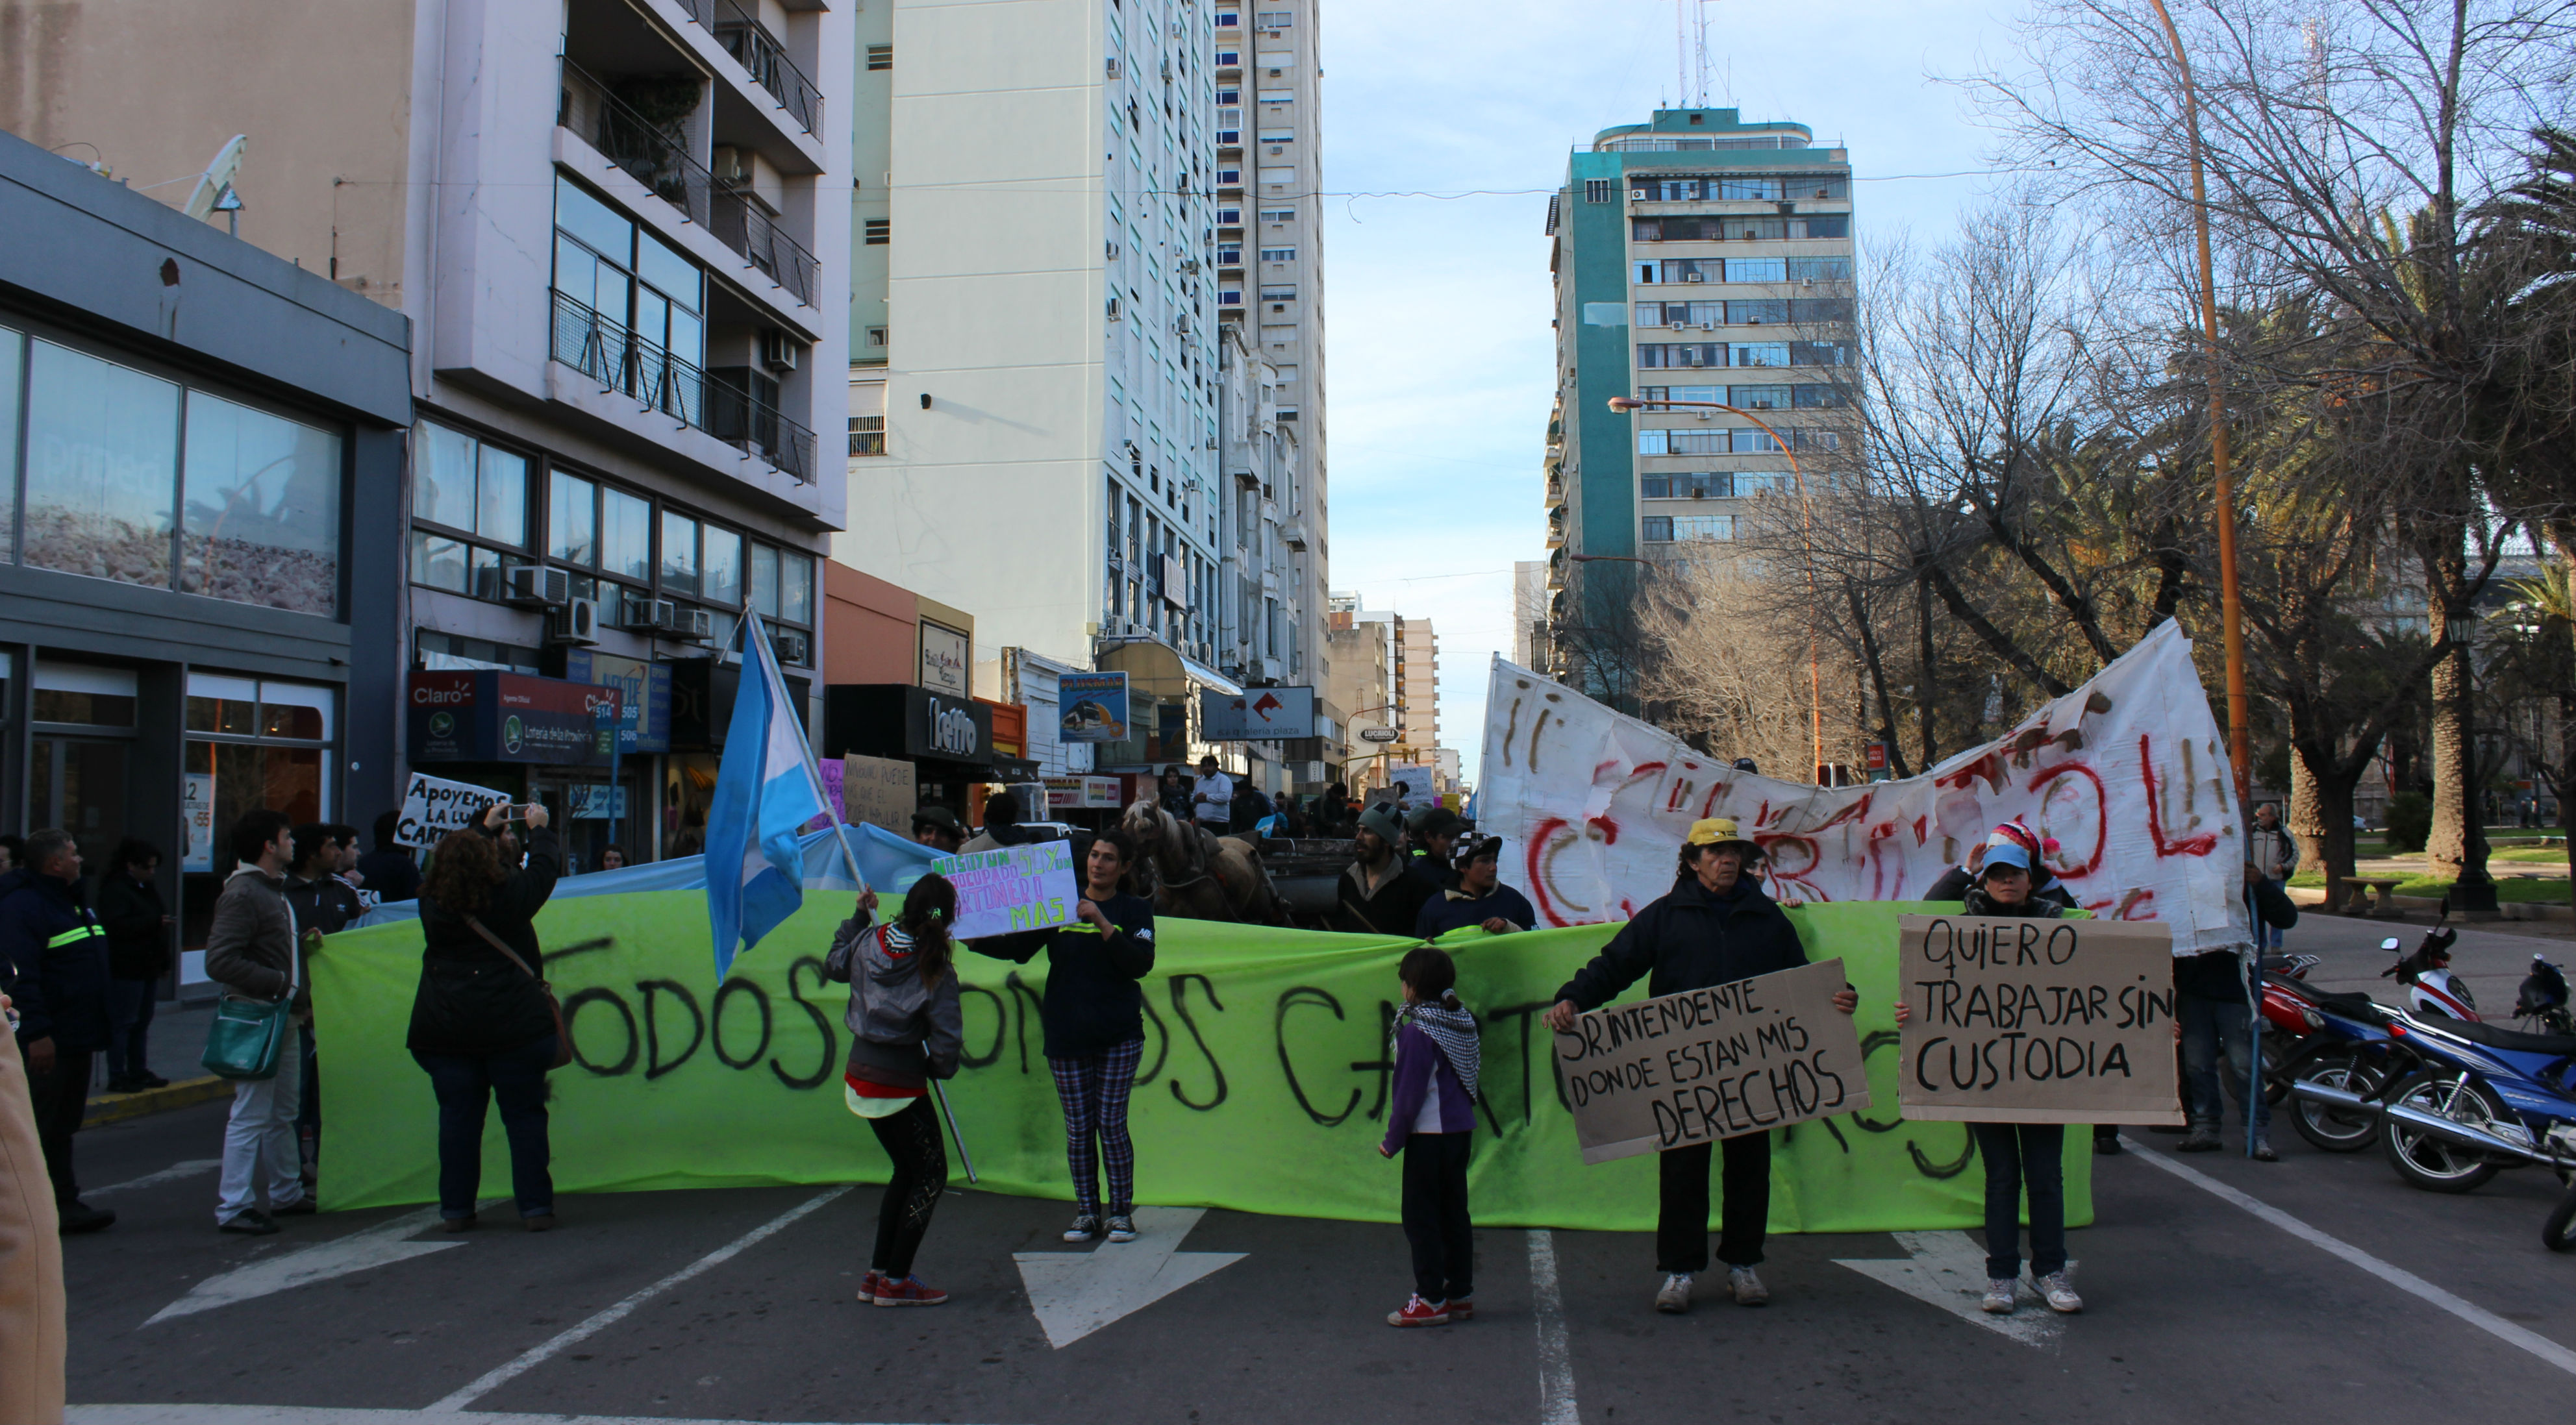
top-left (558, 60), bottom-right (820, 308)
top-left (671, 0), bottom-right (822, 136)
top-left (552, 290), bottom-right (817, 485)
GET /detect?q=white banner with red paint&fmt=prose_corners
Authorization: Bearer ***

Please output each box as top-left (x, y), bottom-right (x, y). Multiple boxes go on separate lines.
top-left (1478, 621), bottom-right (2248, 956)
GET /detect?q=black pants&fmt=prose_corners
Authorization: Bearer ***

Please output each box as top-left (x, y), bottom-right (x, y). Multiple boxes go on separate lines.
top-left (412, 1037), bottom-right (556, 1219)
top-left (1399, 1132), bottom-right (1473, 1301)
top-left (867, 1097), bottom-right (947, 1278)
top-left (1971, 1122), bottom-right (2067, 1280)
top-left (31, 1048), bottom-right (95, 1205)
top-left (1657, 1132), bottom-right (1770, 1273)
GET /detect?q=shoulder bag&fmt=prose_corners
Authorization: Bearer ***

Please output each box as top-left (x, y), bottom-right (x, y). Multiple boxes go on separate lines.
top-left (465, 915), bottom-right (575, 1070)
top-left (200, 920), bottom-right (298, 1082)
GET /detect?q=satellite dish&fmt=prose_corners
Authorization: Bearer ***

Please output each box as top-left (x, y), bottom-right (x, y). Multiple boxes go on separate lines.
top-left (183, 135), bottom-right (249, 223)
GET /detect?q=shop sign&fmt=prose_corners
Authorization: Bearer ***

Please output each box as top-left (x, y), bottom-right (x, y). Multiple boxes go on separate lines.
top-left (1201, 686), bottom-right (1318, 740)
top-left (408, 671), bottom-right (621, 766)
top-left (562, 649), bottom-right (673, 754)
top-left (1057, 671), bottom-right (1131, 743)
top-left (925, 693), bottom-right (982, 758)
top-left (1044, 775), bottom-right (1126, 810)
top-left (182, 773), bottom-right (216, 872)
top-left (840, 753), bottom-right (919, 833)
top-left (920, 621), bottom-right (971, 697)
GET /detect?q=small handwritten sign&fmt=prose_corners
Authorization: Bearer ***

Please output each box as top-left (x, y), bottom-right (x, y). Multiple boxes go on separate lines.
top-left (1896, 915), bottom-right (2183, 1124)
top-left (1554, 959), bottom-right (1868, 1165)
top-left (932, 840), bottom-right (1079, 939)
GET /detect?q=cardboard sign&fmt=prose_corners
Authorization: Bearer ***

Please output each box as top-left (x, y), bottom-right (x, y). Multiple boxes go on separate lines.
top-left (932, 839), bottom-right (1080, 939)
top-left (1555, 959), bottom-right (1869, 1165)
top-left (1896, 915), bottom-right (2184, 1124)
top-left (1057, 671), bottom-right (1130, 744)
top-left (395, 772), bottom-right (508, 849)
top-left (840, 753), bottom-right (919, 835)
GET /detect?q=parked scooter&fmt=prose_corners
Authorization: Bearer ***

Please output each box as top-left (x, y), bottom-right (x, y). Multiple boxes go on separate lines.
top-left (2267, 974), bottom-right (2405, 1153)
top-left (2314, 1006), bottom-right (2576, 1195)
top-left (2518, 954), bottom-right (2572, 1035)
top-left (2382, 927), bottom-right (2479, 1021)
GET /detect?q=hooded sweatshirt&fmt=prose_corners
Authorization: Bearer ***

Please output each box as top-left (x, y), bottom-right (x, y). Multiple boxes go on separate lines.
top-left (827, 912), bottom-right (964, 1091)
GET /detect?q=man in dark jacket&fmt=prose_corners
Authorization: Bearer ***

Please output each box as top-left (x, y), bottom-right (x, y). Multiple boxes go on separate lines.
top-left (0, 830), bottom-right (117, 1232)
top-left (1544, 818), bottom-right (1860, 1315)
top-left (1415, 836), bottom-right (1537, 938)
top-left (355, 812), bottom-right (423, 904)
top-left (1334, 802), bottom-right (1435, 935)
top-left (95, 839), bottom-right (173, 1094)
top-left (1405, 806), bottom-right (1466, 893)
top-left (284, 824), bottom-right (362, 935)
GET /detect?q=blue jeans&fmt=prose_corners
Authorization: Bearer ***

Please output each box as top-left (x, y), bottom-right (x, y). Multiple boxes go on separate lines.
top-left (412, 1036), bottom-right (558, 1219)
top-left (104, 978), bottom-right (156, 1081)
top-left (2181, 995), bottom-right (2269, 1132)
top-left (1971, 1122), bottom-right (2066, 1280)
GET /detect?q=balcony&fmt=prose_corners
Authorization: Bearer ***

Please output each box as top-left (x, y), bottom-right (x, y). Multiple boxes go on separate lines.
top-left (560, 61), bottom-right (820, 309)
top-left (669, 0), bottom-right (822, 136)
top-left (551, 289), bottom-right (817, 484)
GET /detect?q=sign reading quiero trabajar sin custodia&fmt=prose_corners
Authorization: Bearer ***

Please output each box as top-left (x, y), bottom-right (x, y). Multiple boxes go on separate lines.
top-left (1895, 915), bottom-right (2184, 1125)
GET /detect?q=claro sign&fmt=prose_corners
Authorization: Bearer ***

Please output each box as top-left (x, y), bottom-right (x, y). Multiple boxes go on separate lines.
top-left (407, 671), bottom-right (621, 767)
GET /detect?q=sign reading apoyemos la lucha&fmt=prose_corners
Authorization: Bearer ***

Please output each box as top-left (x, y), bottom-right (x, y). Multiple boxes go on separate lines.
top-left (1896, 915), bottom-right (2184, 1125)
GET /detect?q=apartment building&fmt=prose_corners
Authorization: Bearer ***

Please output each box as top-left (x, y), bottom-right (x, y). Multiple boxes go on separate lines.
top-left (1323, 599), bottom-right (1391, 784)
top-left (1512, 558), bottom-right (1550, 669)
top-left (839, 0), bottom-right (1222, 689)
top-left (1211, 2), bottom-right (1328, 687)
top-left (1543, 108), bottom-right (1853, 689)
top-left (3, 0), bottom-right (855, 865)
top-left (1392, 614), bottom-right (1439, 770)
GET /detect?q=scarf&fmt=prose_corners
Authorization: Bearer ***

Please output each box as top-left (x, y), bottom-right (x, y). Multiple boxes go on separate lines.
top-left (1396, 1000), bottom-right (1482, 1104)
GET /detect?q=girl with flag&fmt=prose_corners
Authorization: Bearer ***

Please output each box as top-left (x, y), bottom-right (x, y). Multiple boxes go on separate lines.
top-left (826, 874), bottom-right (964, 1307)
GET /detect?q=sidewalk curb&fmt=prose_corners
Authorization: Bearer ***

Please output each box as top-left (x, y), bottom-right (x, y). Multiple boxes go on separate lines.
top-left (86, 1076), bottom-right (231, 1126)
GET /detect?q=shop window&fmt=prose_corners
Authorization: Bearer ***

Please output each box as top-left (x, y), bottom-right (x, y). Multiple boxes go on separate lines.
top-left (32, 662), bottom-right (138, 728)
top-left (181, 391), bottom-right (342, 615)
top-left (779, 548), bottom-right (812, 625)
top-left (179, 671), bottom-right (336, 971)
top-left (0, 330), bottom-right (19, 551)
top-left (21, 340), bottom-right (181, 589)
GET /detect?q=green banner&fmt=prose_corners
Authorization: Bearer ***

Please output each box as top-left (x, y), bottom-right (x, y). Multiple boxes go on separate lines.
top-left (313, 898), bottom-right (2091, 1232)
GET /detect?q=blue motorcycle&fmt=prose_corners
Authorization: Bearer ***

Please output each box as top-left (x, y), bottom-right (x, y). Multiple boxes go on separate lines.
top-left (2268, 970), bottom-right (2405, 1154)
top-left (2359, 1009), bottom-right (2576, 1203)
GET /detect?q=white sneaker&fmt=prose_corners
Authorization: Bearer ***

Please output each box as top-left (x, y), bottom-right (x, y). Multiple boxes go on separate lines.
top-left (1982, 1278), bottom-right (2017, 1314)
top-left (1727, 1265), bottom-right (1769, 1306)
top-left (1105, 1215), bottom-right (1137, 1243)
top-left (1655, 1272), bottom-right (1694, 1313)
top-left (2038, 1270), bottom-right (2082, 1313)
top-left (1062, 1214), bottom-right (1099, 1243)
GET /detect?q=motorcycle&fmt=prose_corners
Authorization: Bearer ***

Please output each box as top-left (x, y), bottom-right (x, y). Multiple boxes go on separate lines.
top-left (2301, 1006), bottom-right (2576, 1197)
top-left (2518, 954), bottom-right (2573, 1035)
top-left (2382, 926), bottom-right (2479, 1021)
top-left (2257, 953), bottom-right (2326, 1105)
top-left (2267, 973), bottom-right (2405, 1153)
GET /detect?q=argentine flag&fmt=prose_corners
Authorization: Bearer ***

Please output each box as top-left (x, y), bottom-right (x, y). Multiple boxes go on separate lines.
top-left (705, 610), bottom-right (835, 980)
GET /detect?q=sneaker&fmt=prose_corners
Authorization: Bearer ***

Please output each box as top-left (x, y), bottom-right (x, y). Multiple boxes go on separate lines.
top-left (2177, 1126), bottom-right (2221, 1152)
top-left (1386, 1293), bottom-right (1451, 1327)
top-left (1063, 1214), bottom-right (1100, 1243)
top-left (858, 1269), bottom-right (886, 1302)
top-left (2251, 1135), bottom-right (2279, 1163)
top-left (872, 1274), bottom-right (949, 1307)
top-left (1445, 1296), bottom-right (1475, 1321)
top-left (1105, 1215), bottom-right (1137, 1243)
top-left (56, 1200), bottom-right (114, 1234)
top-left (217, 1209), bottom-right (277, 1236)
top-left (437, 1213), bottom-right (477, 1232)
top-left (1655, 1272), bottom-right (1694, 1314)
top-left (1728, 1265), bottom-right (1769, 1306)
top-left (523, 1212), bottom-right (558, 1232)
top-left (2038, 1270), bottom-right (2082, 1313)
top-left (1982, 1279), bottom-right (2017, 1315)
top-left (269, 1196), bottom-right (318, 1217)
top-left (2094, 1132), bottom-right (2123, 1157)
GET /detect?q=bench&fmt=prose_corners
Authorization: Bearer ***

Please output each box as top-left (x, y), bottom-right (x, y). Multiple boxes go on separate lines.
top-left (2336, 877), bottom-right (2406, 917)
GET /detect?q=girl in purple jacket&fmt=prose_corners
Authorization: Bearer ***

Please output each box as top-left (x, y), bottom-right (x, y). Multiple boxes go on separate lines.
top-left (1378, 945), bottom-right (1480, 1326)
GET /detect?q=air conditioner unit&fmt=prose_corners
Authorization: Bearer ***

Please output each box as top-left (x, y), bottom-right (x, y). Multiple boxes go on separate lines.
top-left (1695, 410), bottom-right (1712, 420)
top-left (547, 597), bottom-right (600, 646)
top-left (672, 606), bottom-right (716, 643)
top-left (771, 628), bottom-right (811, 666)
top-left (1684, 352), bottom-right (1704, 367)
top-left (711, 146), bottom-right (751, 184)
top-left (1630, 188), bottom-right (1647, 200)
top-left (1701, 321), bottom-right (1718, 332)
top-left (1106, 57), bottom-right (1123, 79)
top-left (1691, 488), bottom-right (1707, 499)
top-left (760, 330), bottom-right (801, 372)
top-left (1683, 271), bottom-right (1704, 282)
top-left (616, 593), bottom-right (675, 632)
top-left (503, 564), bottom-right (570, 608)
top-left (1180, 256), bottom-right (1199, 273)
top-left (1107, 295), bottom-right (1123, 320)
top-left (1107, 241), bottom-right (1121, 260)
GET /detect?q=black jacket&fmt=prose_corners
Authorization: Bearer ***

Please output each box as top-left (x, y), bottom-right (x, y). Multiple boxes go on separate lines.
top-left (285, 873), bottom-right (364, 936)
top-left (1334, 856), bottom-right (1436, 936)
top-left (2174, 948), bottom-right (2248, 1004)
top-left (95, 874), bottom-right (172, 980)
top-left (1555, 874), bottom-right (1809, 1010)
top-left (356, 847), bottom-right (423, 904)
top-left (1961, 886), bottom-right (2065, 919)
top-left (0, 869), bottom-right (111, 1050)
top-left (1415, 883), bottom-right (1538, 939)
top-left (1923, 863), bottom-right (2076, 911)
top-left (407, 828), bottom-right (563, 1055)
top-left (971, 891), bottom-right (1155, 1059)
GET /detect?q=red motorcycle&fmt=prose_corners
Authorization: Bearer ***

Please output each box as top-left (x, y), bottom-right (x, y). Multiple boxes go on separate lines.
top-left (2258, 953), bottom-right (2327, 1103)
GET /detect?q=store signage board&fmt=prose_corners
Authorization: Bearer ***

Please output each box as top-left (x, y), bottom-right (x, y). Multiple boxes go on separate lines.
top-left (408, 671), bottom-right (621, 767)
top-left (1045, 775), bottom-right (1127, 811)
top-left (921, 621), bottom-right (971, 697)
top-left (1200, 686), bottom-right (1317, 741)
top-left (1057, 671), bottom-right (1131, 744)
top-left (1360, 727), bottom-right (1401, 743)
top-left (182, 773), bottom-right (216, 872)
top-left (562, 649), bottom-right (673, 754)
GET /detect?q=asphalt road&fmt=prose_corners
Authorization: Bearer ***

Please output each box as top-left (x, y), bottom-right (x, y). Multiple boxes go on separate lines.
top-left (53, 1022), bottom-right (2576, 1425)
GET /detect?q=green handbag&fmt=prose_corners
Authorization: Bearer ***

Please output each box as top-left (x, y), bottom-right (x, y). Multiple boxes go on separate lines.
top-left (201, 925), bottom-right (301, 1081)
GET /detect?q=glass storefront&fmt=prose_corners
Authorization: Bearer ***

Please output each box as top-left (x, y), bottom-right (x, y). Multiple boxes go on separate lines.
top-left (179, 673), bottom-right (335, 973)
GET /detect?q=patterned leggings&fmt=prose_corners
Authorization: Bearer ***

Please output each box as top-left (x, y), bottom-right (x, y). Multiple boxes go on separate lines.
top-left (865, 1097), bottom-right (947, 1278)
top-left (1049, 1037), bottom-right (1144, 1218)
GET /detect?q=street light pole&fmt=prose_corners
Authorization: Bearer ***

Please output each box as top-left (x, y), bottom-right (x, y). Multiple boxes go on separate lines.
top-left (1609, 395), bottom-right (1826, 782)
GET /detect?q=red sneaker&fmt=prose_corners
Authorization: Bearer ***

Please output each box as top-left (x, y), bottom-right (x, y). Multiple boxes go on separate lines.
top-left (873, 1274), bottom-right (950, 1307)
top-left (857, 1270), bottom-right (884, 1303)
top-left (1445, 1296), bottom-right (1474, 1321)
top-left (1386, 1294), bottom-right (1451, 1328)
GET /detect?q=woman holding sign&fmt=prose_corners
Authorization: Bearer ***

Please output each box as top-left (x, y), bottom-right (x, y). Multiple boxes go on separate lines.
top-left (1900, 841), bottom-right (2084, 1316)
top-left (969, 830), bottom-right (1157, 1245)
top-left (1543, 818), bottom-right (1860, 1315)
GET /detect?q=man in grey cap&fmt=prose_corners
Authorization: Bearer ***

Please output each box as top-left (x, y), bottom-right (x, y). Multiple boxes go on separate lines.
top-left (1333, 802), bottom-right (1435, 935)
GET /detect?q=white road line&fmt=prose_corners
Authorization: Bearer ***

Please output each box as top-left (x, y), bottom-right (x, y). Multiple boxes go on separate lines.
top-left (2125, 1137), bottom-right (2576, 1378)
top-left (424, 1185), bottom-right (852, 1413)
top-left (1525, 1229), bottom-right (1579, 1425)
top-left (88, 1159), bottom-right (219, 1196)
top-left (72, 1408), bottom-right (944, 1425)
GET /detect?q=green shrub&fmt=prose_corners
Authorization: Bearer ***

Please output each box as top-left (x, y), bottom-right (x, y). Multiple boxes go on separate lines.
top-left (2385, 790), bottom-right (2432, 852)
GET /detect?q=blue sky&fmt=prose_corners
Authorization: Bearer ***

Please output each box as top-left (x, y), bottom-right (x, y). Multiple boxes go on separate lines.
top-left (1316, 0), bottom-right (2032, 787)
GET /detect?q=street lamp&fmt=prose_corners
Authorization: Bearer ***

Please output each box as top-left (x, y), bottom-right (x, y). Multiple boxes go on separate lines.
top-left (1607, 393), bottom-right (1827, 782)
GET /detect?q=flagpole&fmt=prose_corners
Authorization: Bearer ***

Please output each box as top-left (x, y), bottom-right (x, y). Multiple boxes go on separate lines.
top-left (745, 607), bottom-right (981, 1184)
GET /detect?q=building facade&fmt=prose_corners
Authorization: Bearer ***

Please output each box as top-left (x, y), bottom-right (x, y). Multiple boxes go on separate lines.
top-left (6, 0), bottom-right (858, 870)
top-left (1544, 108), bottom-right (1854, 691)
top-left (838, 0), bottom-right (1222, 681)
top-left (0, 129), bottom-right (412, 988)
